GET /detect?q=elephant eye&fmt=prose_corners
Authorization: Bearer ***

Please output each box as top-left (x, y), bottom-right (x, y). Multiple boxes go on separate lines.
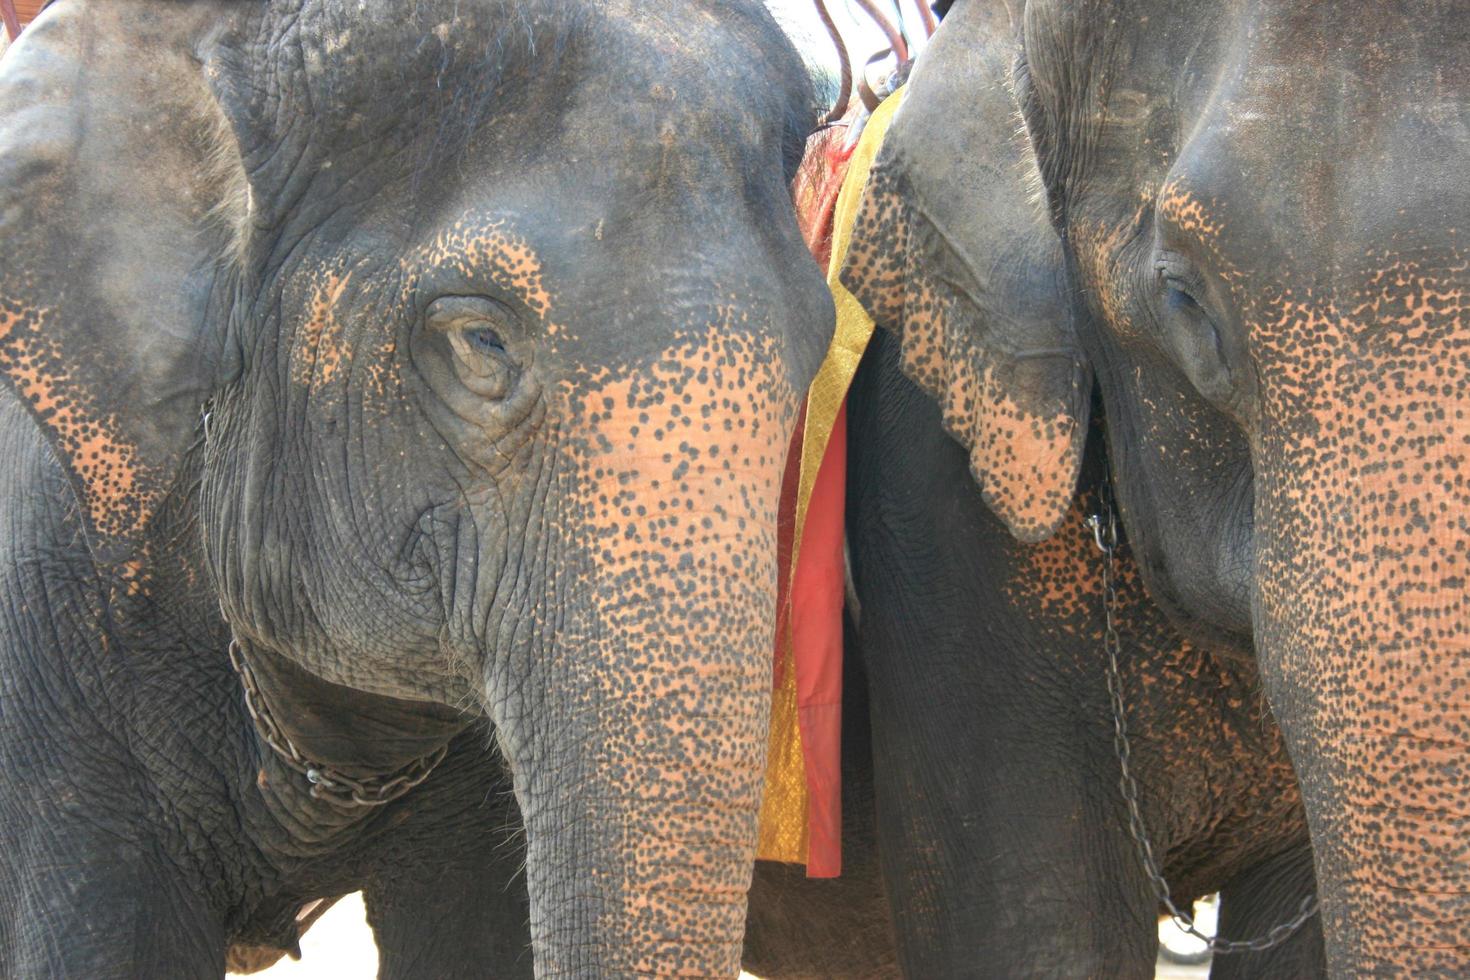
top-left (1151, 253), bottom-right (1240, 409)
top-left (1154, 257), bottom-right (1220, 331)
top-left (464, 325), bottom-right (507, 355)
top-left (1155, 254), bottom-right (1209, 308)
top-left (1165, 283), bottom-right (1204, 315)
top-left (424, 295), bottom-right (522, 400)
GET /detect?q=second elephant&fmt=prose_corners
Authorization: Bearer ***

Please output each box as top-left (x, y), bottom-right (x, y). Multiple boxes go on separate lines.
top-left (836, 0), bottom-right (1469, 975)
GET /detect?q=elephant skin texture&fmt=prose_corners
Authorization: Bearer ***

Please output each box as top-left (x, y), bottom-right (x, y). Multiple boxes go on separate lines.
top-left (732, 337), bottom-right (1322, 980)
top-left (838, 335), bottom-right (1322, 979)
top-left (0, 1), bottom-right (833, 976)
top-left (840, 0), bottom-right (1468, 976)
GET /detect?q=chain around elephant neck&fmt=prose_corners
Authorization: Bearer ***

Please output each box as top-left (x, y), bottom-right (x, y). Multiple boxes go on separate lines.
top-left (227, 638), bottom-right (446, 808)
top-left (205, 406), bottom-right (446, 807)
top-left (1086, 479), bottom-right (1319, 955)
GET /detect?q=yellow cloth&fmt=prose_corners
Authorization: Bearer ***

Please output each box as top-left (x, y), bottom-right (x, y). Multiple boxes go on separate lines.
top-left (757, 87), bottom-right (908, 866)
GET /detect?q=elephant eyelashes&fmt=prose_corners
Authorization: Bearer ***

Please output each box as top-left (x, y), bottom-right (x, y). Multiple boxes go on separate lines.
top-left (464, 326), bottom-right (508, 355)
top-left (1154, 252), bottom-right (1209, 307)
top-left (1152, 255), bottom-right (1240, 409)
top-left (1165, 284), bottom-right (1204, 315)
top-left (426, 295), bottom-right (522, 400)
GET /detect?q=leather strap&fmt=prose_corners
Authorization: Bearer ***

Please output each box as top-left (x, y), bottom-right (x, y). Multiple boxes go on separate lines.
top-left (1, 0), bottom-right (22, 44)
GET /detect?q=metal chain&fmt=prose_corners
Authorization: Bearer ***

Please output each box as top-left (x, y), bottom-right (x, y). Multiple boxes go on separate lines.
top-left (207, 410), bottom-right (444, 807)
top-left (1085, 479), bottom-right (1318, 955)
top-left (228, 639), bottom-right (446, 808)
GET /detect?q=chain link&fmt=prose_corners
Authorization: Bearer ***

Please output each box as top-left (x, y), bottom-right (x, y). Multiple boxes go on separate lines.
top-left (1086, 480), bottom-right (1318, 955)
top-left (228, 639), bottom-right (446, 808)
top-left (210, 411), bottom-right (445, 807)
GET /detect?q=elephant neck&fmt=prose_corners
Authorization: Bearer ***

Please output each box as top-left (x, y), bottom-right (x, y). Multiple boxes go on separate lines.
top-left (232, 638), bottom-right (474, 796)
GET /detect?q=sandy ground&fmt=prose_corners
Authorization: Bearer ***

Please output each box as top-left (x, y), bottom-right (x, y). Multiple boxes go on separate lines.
top-left (243, 892), bottom-right (1210, 979)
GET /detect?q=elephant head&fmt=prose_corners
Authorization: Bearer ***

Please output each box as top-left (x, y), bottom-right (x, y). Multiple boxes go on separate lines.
top-left (843, 0), bottom-right (1468, 973)
top-left (0, 0), bottom-right (831, 973)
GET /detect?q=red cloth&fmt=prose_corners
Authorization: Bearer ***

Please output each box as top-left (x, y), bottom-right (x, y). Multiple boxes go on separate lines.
top-left (790, 403), bottom-right (847, 877)
top-left (775, 122), bottom-right (862, 877)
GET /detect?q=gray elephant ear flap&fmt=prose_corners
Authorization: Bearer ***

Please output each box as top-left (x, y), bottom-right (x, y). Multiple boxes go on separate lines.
top-left (0, 5), bottom-right (247, 565)
top-left (840, 141), bottom-right (1093, 543)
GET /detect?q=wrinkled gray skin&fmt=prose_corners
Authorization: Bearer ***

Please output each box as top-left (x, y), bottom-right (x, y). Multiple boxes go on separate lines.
top-left (841, 0), bottom-right (1469, 976)
top-left (0, 1), bottom-right (833, 976)
top-left (835, 334), bottom-right (1323, 979)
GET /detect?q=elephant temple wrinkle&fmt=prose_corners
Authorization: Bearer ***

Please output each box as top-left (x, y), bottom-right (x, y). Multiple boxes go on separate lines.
top-left (227, 638), bottom-right (447, 807)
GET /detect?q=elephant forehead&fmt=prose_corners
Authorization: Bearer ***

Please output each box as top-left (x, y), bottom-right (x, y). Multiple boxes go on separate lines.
top-left (1038, 0), bottom-right (1470, 278)
top-left (237, 0), bottom-right (804, 186)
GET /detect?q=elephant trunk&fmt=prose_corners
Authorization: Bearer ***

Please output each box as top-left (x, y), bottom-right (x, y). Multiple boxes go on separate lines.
top-left (517, 713), bottom-right (766, 976)
top-left (1254, 344), bottom-right (1469, 973)
top-left (499, 332), bottom-right (795, 977)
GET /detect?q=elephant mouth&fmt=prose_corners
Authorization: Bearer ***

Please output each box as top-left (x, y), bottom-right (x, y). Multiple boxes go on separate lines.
top-left (231, 637), bottom-right (449, 805)
top-left (224, 634), bottom-right (473, 803)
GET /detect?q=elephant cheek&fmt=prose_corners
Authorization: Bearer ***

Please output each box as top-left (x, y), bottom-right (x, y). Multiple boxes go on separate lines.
top-left (505, 327), bottom-right (797, 976)
top-left (1250, 293), bottom-right (1470, 974)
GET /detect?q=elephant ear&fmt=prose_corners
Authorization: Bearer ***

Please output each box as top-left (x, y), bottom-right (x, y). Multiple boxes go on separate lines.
top-left (839, 0), bottom-right (1090, 544)
top-left (0, 2), bottom-right (247, 564)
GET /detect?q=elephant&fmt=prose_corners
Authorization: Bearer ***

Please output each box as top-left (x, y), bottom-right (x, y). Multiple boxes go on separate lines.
top-left (838, 0), bottom-right (1468, 976)
top-left (831, 333), bottom-right (1325, 978)
top-left (0, 0), bottom-right (833, 976)
top-left (739, 341), bottom-right (1325, 980)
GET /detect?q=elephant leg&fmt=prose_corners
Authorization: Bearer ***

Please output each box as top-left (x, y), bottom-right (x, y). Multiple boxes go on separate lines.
top-left (846, 334), bottom-right (1164, 975)
top-left (743, 859), bottom-right (897, 980)
top-left (845, 338), bottom-right (1158, 978)
top-left (360, 726), bottom-right (532, 979)
top-left (364, 840), bottom-right (532, 980)
top-left (1209, 844), bottom-right (1325, 980)
top-left (854, 616), bottom-right (1157, 978)
top-left (0, 817), bottom-right (222, 978)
